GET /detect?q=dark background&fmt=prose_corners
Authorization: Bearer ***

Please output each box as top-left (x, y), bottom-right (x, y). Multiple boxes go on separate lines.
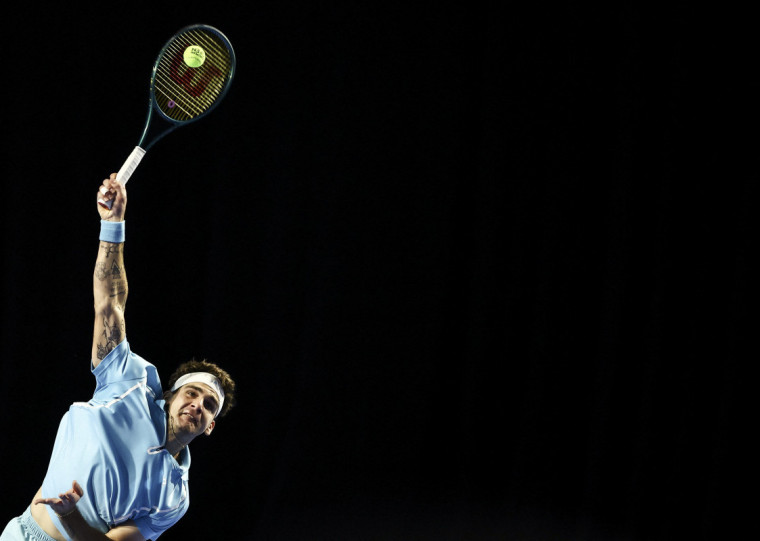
top-left (0, 3), bottom-right (750, 540)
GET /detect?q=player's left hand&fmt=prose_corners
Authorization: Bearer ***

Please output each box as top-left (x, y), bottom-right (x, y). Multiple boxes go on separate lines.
top-left (33, 480), bottom-right (84, 517)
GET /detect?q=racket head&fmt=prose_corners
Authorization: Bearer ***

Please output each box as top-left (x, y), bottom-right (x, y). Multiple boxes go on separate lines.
top-left (149, 24), bottom-right (236, 128)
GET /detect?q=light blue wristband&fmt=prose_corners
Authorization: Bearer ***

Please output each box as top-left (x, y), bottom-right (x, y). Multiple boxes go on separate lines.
top-left (100, 220), bottom-right (125, 243)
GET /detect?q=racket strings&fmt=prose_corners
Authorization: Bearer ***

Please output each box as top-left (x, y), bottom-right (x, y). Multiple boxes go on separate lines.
top-left (153, 29), bottom-right (233, 122)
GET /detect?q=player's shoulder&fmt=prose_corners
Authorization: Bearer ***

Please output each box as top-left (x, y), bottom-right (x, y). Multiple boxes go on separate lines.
top-left (92, 339), bottom-right (161, 395)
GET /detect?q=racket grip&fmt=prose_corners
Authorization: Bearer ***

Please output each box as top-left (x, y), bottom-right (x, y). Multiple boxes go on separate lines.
top-left (99, 146), bottom-right (146, 209)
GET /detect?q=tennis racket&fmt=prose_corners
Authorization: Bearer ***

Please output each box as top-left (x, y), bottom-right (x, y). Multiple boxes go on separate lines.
top-left (99, 24), bottom-right (236, 208)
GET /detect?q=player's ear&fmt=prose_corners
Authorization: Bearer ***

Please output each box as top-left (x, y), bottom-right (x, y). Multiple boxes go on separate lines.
top-left (205, 420), bottom-right (215, 436)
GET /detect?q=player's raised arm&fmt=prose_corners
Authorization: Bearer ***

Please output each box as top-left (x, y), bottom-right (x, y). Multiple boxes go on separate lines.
top-left (92, 174), bottom-right (128, 369)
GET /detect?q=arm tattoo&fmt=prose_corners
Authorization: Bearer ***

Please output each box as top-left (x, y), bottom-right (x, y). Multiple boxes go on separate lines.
top-left (97, 318), bottom-right (124, 360)
top-left (100, 243), bottom-right (121, 258)
top-left (109, 282), bottom-right (127, 297)
top-left (109, 261), bottom-right (122, 279)
top-left (95, 261), bottom-right (123, 282)
top-left (95, 262), bottom-right (109, 281)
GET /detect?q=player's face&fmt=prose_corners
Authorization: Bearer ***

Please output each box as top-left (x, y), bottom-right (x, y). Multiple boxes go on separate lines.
top-left (169, 383), bottom-right (219, 439)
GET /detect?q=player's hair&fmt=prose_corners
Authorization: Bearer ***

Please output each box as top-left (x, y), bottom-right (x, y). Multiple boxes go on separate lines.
top-left (164, 359), bottom-right (237, 417)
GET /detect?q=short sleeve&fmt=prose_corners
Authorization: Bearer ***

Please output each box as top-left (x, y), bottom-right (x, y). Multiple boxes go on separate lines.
top-left (91, 338), bottom-right (163, 401)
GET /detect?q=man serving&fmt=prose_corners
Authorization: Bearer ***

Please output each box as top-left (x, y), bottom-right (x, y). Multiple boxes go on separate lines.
top-left (1, 175), bottom-right (236, 541)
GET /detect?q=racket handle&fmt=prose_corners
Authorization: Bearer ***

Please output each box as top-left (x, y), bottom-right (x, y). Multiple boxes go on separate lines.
top-left (99, 146), bottom-right (146, 209)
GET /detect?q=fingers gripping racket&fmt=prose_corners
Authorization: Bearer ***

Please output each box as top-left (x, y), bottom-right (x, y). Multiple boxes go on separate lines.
top-left (100, 24), bottom-right (236, 208)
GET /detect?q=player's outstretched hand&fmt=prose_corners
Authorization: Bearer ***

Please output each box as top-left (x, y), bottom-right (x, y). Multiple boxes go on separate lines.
top-left (33, 480), bottom-right (84, 517)
top-left (97, 174), bottom-right (127, 221)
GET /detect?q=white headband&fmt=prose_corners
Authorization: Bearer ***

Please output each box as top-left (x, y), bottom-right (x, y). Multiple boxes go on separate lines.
top-left (171, 372), bottom-right (225, 417)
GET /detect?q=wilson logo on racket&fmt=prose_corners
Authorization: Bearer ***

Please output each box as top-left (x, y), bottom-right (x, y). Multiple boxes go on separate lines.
top-left (169, 51), bottom-right (223, 98)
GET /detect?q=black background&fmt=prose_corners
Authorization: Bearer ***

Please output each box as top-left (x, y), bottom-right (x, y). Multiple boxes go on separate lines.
top-left (0, 3), bottom-right (751, 540)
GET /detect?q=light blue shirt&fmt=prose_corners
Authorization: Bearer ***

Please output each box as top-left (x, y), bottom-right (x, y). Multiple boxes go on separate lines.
top-left (41, 339), bottom-right (190, 540)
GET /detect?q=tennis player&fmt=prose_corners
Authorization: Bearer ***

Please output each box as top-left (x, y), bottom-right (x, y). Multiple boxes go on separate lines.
top-left (0, 175), bottom-right (236, 541)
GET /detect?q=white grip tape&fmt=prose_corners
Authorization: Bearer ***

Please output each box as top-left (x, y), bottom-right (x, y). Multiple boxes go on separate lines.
top-left (100, 146), bottom-right (146, 209)
top-left (116, 146), bottom-right (146, 186)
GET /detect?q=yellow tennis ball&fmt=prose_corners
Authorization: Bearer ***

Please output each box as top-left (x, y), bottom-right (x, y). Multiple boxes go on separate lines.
top-left (183, 46), bottom-right (206, 68)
